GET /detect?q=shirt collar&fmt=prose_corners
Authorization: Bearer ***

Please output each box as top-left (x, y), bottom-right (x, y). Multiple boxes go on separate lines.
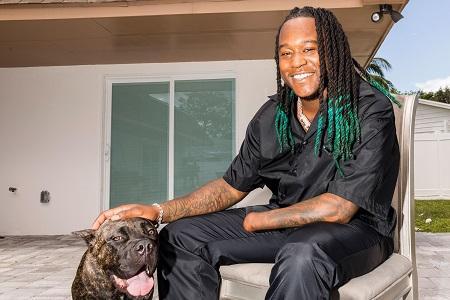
top-left (358, 79), bottom-right (375, 98)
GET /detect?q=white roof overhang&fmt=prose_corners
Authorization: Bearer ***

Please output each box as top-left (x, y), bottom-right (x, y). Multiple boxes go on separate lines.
top-left (0, 0), bottom-right (409, 67)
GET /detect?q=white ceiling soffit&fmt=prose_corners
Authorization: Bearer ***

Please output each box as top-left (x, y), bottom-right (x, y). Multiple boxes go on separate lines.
top-left (0, 0), bottom-right (408, 67)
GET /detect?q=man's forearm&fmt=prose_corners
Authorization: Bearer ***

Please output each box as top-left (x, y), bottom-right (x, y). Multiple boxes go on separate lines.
top-left (161, 178), bottom-right (247, 223)
top-left (243, 193), bottom-right (359, 231)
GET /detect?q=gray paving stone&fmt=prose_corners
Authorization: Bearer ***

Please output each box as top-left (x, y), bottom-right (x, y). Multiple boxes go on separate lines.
top-left (418, 277), bottom-right (438, 289)
top-left (0, 232), bottom-right (448, 299)
top-left (420, 267), bottom-right (450, 278)
top-left (0, 286), bottom-right (18, 295)
top-left (429, 277), bottom-right (450, 289)
top-left (30, 297), bottom-right (70, 300)
top-left (3, 287), bottom-right (49, 298)
top-left (420, 294), bottom-right (450, 300)
top-left (38, 287), bottom-right (71, 297)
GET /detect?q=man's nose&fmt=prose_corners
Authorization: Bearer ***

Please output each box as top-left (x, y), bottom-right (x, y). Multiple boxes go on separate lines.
top-left (291, 52), bottom-right (307, 69)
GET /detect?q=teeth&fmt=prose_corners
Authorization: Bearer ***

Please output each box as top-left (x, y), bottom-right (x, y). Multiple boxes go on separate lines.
top-left (292, 73), bottom-right (312, 80)
top-left (146, 265), bottom-right (151, 276)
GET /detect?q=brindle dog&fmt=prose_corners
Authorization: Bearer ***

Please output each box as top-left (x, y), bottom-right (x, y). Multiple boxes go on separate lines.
top-left (72, 217), bottom-right (158, 300)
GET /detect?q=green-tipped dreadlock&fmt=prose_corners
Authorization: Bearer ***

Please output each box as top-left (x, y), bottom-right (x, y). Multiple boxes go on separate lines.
top-left (275, 90), bottom-right (295, 152)
top-left (274, 6), bottom-right (398, 171)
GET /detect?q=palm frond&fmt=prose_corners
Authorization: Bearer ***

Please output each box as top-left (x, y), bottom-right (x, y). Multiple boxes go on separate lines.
top-left (368, 74), bottom-right (395, 92)
top-left (367, 64), bottom-right (385, 77)
top-left (366, 57), bottom-right (396, 93)
top-left (367, 57), bottom-right (393, 76)
top-left (372, 57), bottom-right (392, 71)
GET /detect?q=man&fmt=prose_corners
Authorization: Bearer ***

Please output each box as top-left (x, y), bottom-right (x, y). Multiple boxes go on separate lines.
top-left (93, 6), bottom-right (399, 299)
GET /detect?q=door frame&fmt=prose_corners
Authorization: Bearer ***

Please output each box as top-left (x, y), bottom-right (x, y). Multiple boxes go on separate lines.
top-left (102, 73), bottom-right (236, 211)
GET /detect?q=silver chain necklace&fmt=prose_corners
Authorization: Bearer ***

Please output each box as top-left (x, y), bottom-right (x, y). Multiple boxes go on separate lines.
top-left (296, 98), bottom-right (311, 132)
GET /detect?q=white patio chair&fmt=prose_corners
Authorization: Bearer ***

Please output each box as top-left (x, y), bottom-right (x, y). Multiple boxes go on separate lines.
top-left (219, 94), bottom-right (419, 300)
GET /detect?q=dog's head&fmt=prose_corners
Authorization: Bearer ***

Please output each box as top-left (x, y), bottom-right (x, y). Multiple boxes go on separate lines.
top-left (74, 217), bottom-right (158, 299)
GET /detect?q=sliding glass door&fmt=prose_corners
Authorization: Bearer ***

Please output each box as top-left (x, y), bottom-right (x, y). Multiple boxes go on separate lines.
top-left (110, 82), bottom-right (170, 207)
top-left (108, 78), bottom-right (235, 208)
top-left (174, 79), bottom-right (235, 197)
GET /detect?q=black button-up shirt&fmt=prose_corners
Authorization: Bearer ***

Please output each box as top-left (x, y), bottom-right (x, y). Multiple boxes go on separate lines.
top-left (223, 80), bottom-right (399, 237)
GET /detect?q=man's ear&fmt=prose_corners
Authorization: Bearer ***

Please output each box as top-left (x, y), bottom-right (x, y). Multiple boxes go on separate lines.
top-left (72, 229), bottom-right (96, 245)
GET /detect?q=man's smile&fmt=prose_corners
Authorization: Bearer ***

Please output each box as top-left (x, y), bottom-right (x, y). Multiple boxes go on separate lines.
top-left (291, 72), bottom-right (314, 81)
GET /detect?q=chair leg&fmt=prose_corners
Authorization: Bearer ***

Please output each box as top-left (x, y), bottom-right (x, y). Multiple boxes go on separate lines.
top-left (403, 291), bottom-right (412, 300)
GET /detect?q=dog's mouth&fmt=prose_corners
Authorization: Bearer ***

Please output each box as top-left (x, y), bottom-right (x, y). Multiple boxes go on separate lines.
top-left (111, 265), bottom-right (154, 298)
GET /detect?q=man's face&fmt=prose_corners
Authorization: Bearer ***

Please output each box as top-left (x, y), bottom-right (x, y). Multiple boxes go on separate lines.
top-left (278, 17), bottom-right (321, 101)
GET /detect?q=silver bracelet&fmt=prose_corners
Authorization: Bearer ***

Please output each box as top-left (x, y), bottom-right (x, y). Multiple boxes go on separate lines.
top-left (152, 203), bottom-right (164, 228)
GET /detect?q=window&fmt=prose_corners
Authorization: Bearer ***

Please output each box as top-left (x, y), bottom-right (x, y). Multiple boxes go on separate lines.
top-left (174, 79), bottom-right (235, 197)
top-left (108, 78), bottom-right (235, 207)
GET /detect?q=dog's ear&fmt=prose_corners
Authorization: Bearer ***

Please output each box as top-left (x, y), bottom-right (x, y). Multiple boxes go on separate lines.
top-left (72, 229), bottom-right (96, 245)
top-left (149, 220), bottom-right (158, 228)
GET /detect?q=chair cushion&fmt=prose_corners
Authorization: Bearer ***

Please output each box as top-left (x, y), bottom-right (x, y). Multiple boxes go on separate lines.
top-left (219, 253), bottom-right (413, 300)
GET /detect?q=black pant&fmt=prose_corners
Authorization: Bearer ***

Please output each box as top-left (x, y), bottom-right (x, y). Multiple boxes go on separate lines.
top-left (157, 207), bottom-right (393, 300)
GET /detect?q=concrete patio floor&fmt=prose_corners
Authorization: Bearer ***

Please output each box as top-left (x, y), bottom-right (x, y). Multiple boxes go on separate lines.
top-left (0, 232), bottom-right (449, 299)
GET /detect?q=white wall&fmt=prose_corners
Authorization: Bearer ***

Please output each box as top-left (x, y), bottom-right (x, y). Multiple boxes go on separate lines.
top-left (414, 100), bottom-right (450, 200)
top-left (415, 100), bottom-right (450, 134)
top-left (415, 133), bottom-right (450, 199)
top-left (0, 60), bottom-right (276, 235)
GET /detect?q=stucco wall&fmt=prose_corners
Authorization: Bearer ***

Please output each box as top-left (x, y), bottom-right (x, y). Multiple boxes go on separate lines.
top-left (0, 60), bottom-right (275, 235)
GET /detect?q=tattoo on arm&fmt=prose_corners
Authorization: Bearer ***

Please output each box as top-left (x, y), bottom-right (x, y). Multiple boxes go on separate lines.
top-left (161, 178), bottom-right (247, 223)
top-left (256, 193), bottom-right (359, 230)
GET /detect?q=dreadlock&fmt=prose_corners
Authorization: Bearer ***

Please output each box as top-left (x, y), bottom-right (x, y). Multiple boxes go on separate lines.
top-left (274, 6), bottom-right (397, 167)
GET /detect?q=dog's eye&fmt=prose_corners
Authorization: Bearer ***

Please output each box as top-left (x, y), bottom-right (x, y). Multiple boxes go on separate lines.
top-left (147, 229), bottom-right (155, 235)
top-left (111, 236), bottom-right (123, 242)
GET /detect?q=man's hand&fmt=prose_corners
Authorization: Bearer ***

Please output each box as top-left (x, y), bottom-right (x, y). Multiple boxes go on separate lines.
top-left (92, 204), bottom-right (158, 230)
top-left (242, 212), bottom-right (261, 232)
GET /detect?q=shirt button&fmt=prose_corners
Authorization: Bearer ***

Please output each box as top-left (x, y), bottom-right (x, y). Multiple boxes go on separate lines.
top-left (291, 169), bottom-right (297, 175)
top-left (302, 140), bottom-right (308, 145)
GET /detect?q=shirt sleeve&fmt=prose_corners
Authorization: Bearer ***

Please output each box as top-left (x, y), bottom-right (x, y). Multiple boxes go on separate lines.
top-left (223, 118), bottom-right (264, 192)
top-left (327, 99), bottom-right (400, 220)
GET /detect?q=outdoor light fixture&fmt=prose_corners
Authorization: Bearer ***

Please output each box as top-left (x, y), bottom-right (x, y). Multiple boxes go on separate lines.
top-left (371, 4), bottom-right (404, 23)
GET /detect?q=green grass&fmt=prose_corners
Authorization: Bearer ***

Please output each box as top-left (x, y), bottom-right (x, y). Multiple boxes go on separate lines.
top-left (415, 200), bottom-right (450, 233)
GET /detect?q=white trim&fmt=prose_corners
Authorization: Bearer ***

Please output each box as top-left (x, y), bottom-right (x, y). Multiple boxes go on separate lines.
top-left (171, 73), bottom-right (236, 81)
top-left (102, 72), bottom-right (237, 209)
top-left (233, 75), bottom-right (238, 156)
top-left (415, 132), bottom-right (450, 141)
top-left (168, 78), bottom-right (175, 201)
top-left (101, 77), bottom-right (112, 212)
top-left (415, 189), bottom-right (450, 199)
top-left (418, 99), bottom-right (450, 110)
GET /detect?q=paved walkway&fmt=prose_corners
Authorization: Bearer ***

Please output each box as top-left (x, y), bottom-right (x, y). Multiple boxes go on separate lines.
top-left (416, 233), bottom-right (450, 299)
top-left (0, 232), bottom-right (449, 299)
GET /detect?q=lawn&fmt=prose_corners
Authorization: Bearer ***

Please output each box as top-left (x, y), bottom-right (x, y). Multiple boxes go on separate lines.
top-left (415, 200), bottom-right (450, 233)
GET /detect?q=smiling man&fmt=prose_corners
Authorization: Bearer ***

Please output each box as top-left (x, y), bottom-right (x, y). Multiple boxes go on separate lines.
top-left (93, 6), bottom-right (400, 299)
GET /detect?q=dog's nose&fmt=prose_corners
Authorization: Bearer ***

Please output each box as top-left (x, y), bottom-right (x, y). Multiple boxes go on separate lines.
top-left (135, 240), bottom-right (152, 255)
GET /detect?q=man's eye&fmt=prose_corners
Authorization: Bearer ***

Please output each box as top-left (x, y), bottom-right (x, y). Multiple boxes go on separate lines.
top-left (280, 51), bottom-right (291, 57)
top-left (112, 236), bottom-right (123, 241)
top-left (304, 48), bottom-right (315, 53)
